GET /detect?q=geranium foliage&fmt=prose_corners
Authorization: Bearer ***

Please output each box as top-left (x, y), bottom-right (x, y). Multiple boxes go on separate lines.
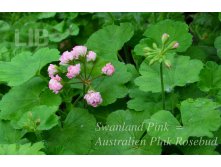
top-left (0, 12), bottom-right (221, 155)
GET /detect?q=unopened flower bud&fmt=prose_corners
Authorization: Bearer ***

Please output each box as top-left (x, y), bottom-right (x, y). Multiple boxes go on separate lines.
top-left (168, 41), bottom-right (179, 49)
top-left (172, 42), bottom-right (179, 49)
top-left (36, 118), bottom-right (41, 126)
top-left (152, 43), bottom-right (158, 49)
top-left (144, 47), bottom-right (152, 52)
top-left (164, 59), bottom-right (172, 68)
top-left (28, 112), bottom-right (33, 118)
top-left (161, 33), bottom-right (169, 44)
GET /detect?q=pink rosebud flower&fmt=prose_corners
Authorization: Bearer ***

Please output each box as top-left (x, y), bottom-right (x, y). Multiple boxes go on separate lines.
top-left (70, 50), bottom-right (80, 60)
top-left (84, 90), bottom-right (103, 107)
top-left (66, 63), bottom-right (81, 79)
top-left (102, 63), bottom-right (115, 76)
top-left (72, 45), bottom-right (87, 57)
top-left (49, 75), bottom-right (63, 94)
top-left (86, 51), bottom-right (96, 62)
top-left (48, 64), bottom-right (58, 78)
top-left (59, 51), bottom-right (73, 65)
top-left (172, 42), bottom-right (179, 49)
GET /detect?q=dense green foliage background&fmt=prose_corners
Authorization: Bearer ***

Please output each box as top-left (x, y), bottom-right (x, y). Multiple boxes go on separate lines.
top-left (0, 12), bottom-right (221, 155)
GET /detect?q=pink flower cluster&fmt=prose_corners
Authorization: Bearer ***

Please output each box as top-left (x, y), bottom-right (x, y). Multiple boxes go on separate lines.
top-left (47, 45), bottom-right (116, 107)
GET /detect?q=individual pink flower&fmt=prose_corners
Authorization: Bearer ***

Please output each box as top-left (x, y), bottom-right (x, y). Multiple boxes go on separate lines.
top-left (48, 64), bottom-right (58, 78)
top-left (84, 90), bottom-right (103, 107)
top-left (49, 75), bottom-right (63, 94)
top-left (102, 63), bottom-right (115, 76)
top-left (66, 64), bottom-right (81, 79)
top-left (72, 45), bottom-right (87, 57)
top-left (59, 51), bottom-right (73, 65)
top-left (86, 51), bottom-right (96, 62)
top-left (70, 49), bottom-right (80, 60)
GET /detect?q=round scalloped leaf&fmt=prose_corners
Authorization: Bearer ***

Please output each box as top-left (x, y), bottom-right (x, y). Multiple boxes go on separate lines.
top-left (181, 98), bottom-right (221, 137)
top-left (86, 23), bottom-right (134, 61)
top-left (90, 110), bottom-right (162, 155)
top-left (214, 35), bottom-right (221, 59)
top-left (180, 144), bottom-right (219, 155)
top-left (0, 20), bottom-right (10, 33)
top-left (92, 61), bottom-right (132, 106)
top-left (127, 88), bottom-right (162, 112)
top-left (144, 98), bottom-right (221, 144)
top-left (143, 19), bottom-right (192, 52)
top-left (0, 121), bottom-right (25, 144)
top-left (135, 55), bottom-right (203, 93)
top-left (45, 108), bottom-right (96, 155)
top-left (0, 77), bottom-right (61, 121)
top-left (0, 142), bottom-right (45, 155)
top-left (198, 61), bottom-right (221, 92)
top-left (0, 48), bottom-right (59, 86)
top-left (16, 105), bottom-right (59, 131)
top-left (127, 88), bottom-right (179, 113)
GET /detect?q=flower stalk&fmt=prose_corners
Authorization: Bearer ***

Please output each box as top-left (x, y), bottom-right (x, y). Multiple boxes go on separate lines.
top-left (160, 62), bottom-right (166, 110)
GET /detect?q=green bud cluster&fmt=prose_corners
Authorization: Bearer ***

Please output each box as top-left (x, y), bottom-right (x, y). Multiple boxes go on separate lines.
top-left (143, 33), bottom-right (179, 67)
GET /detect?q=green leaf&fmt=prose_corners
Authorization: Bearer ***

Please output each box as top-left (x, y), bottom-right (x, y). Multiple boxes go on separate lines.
top-left (17, 105), bottom-right (59, 131)
top-left (0, 48), bottom-right (60, 86)
top-left (45, 108), bottom-right (96, 154)
top-left (0, 20), bottom-right (10, 33)
top-left (134, 38), bottom-right (154, 57)
top-left (127, 87), bottom-right (179, 113)
top-left (198, 61), bottom-right (221, 92)
top-left (135, 55), bottom-right (203, 93)
top-left (90, 110), bottom-right (162, 155)
top-left (181, 98), bottom-right (221, 137)
top-left (214, 35), bottom-right (221, 59)
top-left (127, 88), bottom-right (162, 113)
top-left (145, 98), bottom-right (221, 144)
top-left (184, 46), bottom-right (208, 62)
top-left (91, 60), bottom-right (132, 106)
top-left (0, 77), bottom-right (61, 121)
top-left (0, 142), bottom-right (45, 155)
top-left (145, 110), bottom-right (189, 144)
top-left (143, 19), bottom-right (192, 52)
top-left (86, 23), bottom-right (134, 61)
top-left (179, 140), bottom-right (219, 155)
top-left (49, 22), bottom-right (79, 42)
top-left (0, 121), bottom-right (25, 144)
top-left (37, 12), bottom-right (56, 19)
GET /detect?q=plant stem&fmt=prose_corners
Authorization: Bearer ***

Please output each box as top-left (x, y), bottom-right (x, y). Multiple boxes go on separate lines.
top-left (117, 53), bottom-right (125, 63)
top-left (91, 74), bottom-right (103, 81)
top-left (68, 81), bottom-right (83, 84)
top-left (123, 46), bottom-right (130, 63)
top-left (84, 57), bottom-right (87, 79)
top-left (139, 63), bottom-right (166, 142)
top-left (87, 62), bottom-right (96, 80)
top-left (73, 94), bottom-right (82, 107)
top-left (160, 62), bottom-right (166, 110)
top-left (83, 83), bottom-right (86, 108)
